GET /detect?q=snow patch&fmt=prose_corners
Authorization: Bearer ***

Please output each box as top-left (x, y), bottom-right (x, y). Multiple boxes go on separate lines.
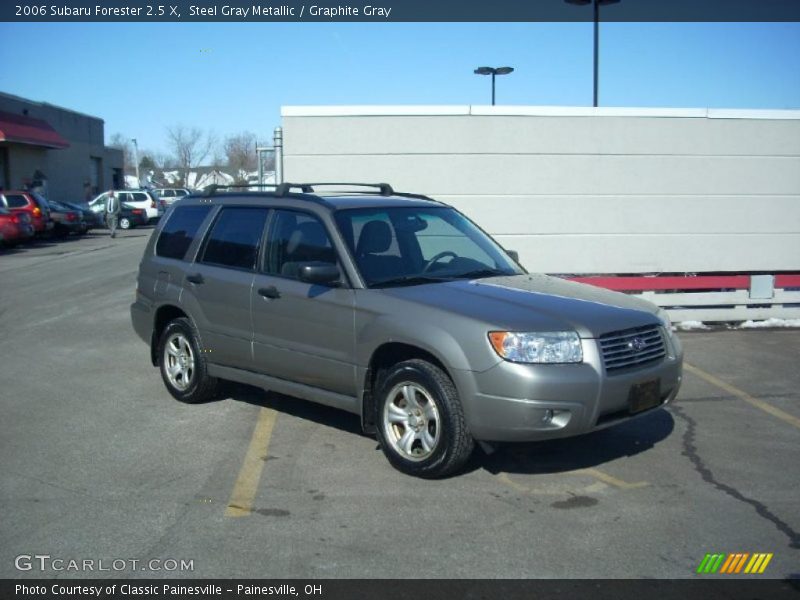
top-left (675, 320), bottom-right (710, 331)
top-left (738, 318), bottom-right (800, 329)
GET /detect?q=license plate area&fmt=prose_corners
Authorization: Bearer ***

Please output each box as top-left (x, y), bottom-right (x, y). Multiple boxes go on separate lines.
top-left (628, 379), bottom-right (661, 414)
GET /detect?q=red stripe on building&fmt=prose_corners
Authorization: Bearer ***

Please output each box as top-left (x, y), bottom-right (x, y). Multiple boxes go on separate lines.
top-left (567, 274), bottom-right (800, 292)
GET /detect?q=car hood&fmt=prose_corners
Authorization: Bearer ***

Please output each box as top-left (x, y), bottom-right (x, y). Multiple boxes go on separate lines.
top-left (379, 273), bottom-right (662, 338)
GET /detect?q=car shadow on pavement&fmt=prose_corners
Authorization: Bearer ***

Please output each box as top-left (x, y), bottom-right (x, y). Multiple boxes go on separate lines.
top-left (476, 408), bottom-right (675, 476)
top-left (220, 382), bottom-right (675, 475)
top-left (224, 382), bottom-right (367, 437)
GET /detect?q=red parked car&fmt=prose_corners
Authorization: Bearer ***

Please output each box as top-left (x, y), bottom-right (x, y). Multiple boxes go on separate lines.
top-left (0, 206), bottom-right (35, 247)
top-left (0, 190), bottom-right (54, 235)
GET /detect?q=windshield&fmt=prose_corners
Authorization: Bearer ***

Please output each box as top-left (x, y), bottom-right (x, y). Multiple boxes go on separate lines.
top-left (334, 206), bottom-right (523, 288)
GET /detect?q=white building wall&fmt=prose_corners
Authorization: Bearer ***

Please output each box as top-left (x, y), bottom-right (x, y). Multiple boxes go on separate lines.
top-left (281, 106), bottom-right (800, 275)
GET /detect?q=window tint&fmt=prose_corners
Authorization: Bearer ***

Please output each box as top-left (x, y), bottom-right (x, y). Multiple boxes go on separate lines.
top-left (164, 190), bottom-right (175, 197)
top-left (156, 205), bottom-right (213, 260)
top-left (200, 207), bottom-right (269, 271)
top-left (4, 194), bottom-right (28, 208)
top-left (264, 210), bottom-right (336, 279)
top-left (131, 193), bottom-right (148, 202)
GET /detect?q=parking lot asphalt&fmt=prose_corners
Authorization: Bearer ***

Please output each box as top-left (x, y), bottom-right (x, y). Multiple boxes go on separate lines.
top-left (1, 231), bottom-right (798, 579)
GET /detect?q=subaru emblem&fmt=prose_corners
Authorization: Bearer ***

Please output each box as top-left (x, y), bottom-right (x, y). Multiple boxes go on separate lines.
top-left (629, 337), bottom-right (646, 352)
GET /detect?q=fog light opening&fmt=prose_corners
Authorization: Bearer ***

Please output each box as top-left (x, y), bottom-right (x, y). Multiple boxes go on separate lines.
top-left (542, 409), bottom-right (554, 424)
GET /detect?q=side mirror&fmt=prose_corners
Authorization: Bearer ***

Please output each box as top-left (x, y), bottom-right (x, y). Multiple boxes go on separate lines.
top-left (298, 262), bottom-right (341, 286)
top-left (506, 249), bottom-right (520, 263)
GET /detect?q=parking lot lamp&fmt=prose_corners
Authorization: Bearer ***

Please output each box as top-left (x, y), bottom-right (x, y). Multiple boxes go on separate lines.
top-left (564, 0), bottom-right (621, 107)
top-left (131, 138), bottom-right (140, 188)
top-left (473, 66), bottom-right (514, 105)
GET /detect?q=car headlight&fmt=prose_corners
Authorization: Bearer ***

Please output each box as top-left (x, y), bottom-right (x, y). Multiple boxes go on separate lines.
top-left (657, 308), bottom-right (674, 336)
top-left (488, 331), bottom-right (583, 364)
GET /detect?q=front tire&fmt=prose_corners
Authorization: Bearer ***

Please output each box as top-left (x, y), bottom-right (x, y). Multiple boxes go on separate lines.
top-left (375, 359), bottom-right (474, 478)
top-left (157, 318), bottom-right (218, 403)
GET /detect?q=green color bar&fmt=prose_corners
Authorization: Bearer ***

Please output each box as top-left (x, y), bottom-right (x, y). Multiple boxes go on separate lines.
top-left (710, 554), bottom-right (725, 573)
top-left (696, 554), bottom-right (712, 574)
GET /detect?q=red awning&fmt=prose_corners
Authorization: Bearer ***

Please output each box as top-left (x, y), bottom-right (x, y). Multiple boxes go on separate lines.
top-left (0, 110), bottom-right (70, 149)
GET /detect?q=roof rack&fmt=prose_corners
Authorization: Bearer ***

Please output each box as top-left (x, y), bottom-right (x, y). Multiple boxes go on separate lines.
top-left (202, 183), bottom-right (278, 197)
top-left (274, 182), bottom-right (394, 197)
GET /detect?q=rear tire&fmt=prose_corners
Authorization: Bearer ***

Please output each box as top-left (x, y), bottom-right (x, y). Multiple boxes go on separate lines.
top-left (119, 217), bottom-right (131, 230)
top-left (375, 359), bottom-right (474, 478)
top-left (157, 318), bottom-right (218, 403)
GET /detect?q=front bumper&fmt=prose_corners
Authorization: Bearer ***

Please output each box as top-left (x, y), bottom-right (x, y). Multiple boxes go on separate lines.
top-left (452, 331), bottom-right (683, 442)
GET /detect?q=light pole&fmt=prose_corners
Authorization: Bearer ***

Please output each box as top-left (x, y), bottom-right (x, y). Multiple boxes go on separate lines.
top-left (565, 0), bottom-right (620, 107)
top-left (473, 66), bottom-right (514, 105)
top-left (131, 138), bottom-right (140, 187)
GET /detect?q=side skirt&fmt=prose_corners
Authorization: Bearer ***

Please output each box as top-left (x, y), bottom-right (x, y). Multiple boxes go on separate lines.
top-left (208, 363), bottom-right (361, 416)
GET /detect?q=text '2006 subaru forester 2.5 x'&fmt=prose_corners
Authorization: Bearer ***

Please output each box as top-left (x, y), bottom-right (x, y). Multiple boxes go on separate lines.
top-left (131, 182), bottom-right (683, 478)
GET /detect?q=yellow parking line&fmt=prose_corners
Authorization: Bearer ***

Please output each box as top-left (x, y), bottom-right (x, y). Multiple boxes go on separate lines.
top-left (684, 363), bottom-right (800, 431)
top-left (495, 468), bottom-right (647, 495)
top-left (224, 408), bottom-right (278, 517)
top-left (574, 468), bottom-right (648, 489)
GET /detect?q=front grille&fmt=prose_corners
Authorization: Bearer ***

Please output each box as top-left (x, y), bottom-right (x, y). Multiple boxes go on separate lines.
top-left (599, 324), bottom-right (666, 373)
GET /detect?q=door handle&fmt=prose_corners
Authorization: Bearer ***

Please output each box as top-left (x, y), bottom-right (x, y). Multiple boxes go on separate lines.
top-left (258, 286), bottom-right (281, 299)
top-left (186, 273), bottom-right (204, 285)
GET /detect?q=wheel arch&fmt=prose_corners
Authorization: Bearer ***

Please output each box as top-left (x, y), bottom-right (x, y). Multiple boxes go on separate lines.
top-left (360, 342), bottom-right (453, 434)
top-left (150, 304), bottom-right (190, 366)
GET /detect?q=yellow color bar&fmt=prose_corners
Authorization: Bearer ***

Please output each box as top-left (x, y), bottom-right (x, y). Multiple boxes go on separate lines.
top-left (744, 554), bottom-right (760, 574)
top-left (758, 553), bottom-right (774, 574)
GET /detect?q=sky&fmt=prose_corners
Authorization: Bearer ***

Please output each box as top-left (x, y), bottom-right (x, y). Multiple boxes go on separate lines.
top-left (1, 21), bottom-right (799, 157)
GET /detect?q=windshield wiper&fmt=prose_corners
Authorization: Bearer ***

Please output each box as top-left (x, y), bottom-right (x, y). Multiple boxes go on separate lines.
top-left (370, 274), bottom-right (451, 288)
top-left (448, 268), bottom-right (509, 280)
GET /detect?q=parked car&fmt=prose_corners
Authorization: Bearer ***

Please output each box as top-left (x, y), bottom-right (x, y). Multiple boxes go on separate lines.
top-left (152, 188), bottom-right (191, 210)
top-left (61, 201), bottom-right (102, 231)
top-left (47, 200), bottom-right (87, 237)
top-left (90, 197), bottom-right (148, 230)
top-left (89, 190), bottom-right (162, 223)
top-left (0, 206), bottom-right (35, 246)
top-left (0, 190), bottom-right (54, 235)
top-left (117, 204), bottom-right (148, 230)
top-left (131, 183), bottom-right (683, 478)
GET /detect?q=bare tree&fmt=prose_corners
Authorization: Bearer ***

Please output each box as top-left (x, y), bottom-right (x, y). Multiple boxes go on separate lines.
top-left (165, 125), bottom-right (217, 186)
top-left (223, 131), bottom-right (258, 184)
top-left (109, 133), bottom-right (134, 173)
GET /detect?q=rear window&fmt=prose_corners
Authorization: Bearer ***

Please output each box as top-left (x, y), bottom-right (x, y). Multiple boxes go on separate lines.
top-left (156, 205), bottom-right (213, 260)
top-left (4, 194), bottom-right (29, 208)
top-left (131, 193), bottom-right (149, 202)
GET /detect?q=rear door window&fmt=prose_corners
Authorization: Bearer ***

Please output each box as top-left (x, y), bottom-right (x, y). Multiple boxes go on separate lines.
top-left (4, 194), bottom-right (29, 208)
top-left (200, 207), bottom-right (269, 271)
top-left (156, 205), bottom-right (213, 260)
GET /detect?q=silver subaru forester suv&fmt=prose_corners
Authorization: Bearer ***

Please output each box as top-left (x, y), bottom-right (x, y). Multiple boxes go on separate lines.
top-left (131, 183), bottom-right (683, 478)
